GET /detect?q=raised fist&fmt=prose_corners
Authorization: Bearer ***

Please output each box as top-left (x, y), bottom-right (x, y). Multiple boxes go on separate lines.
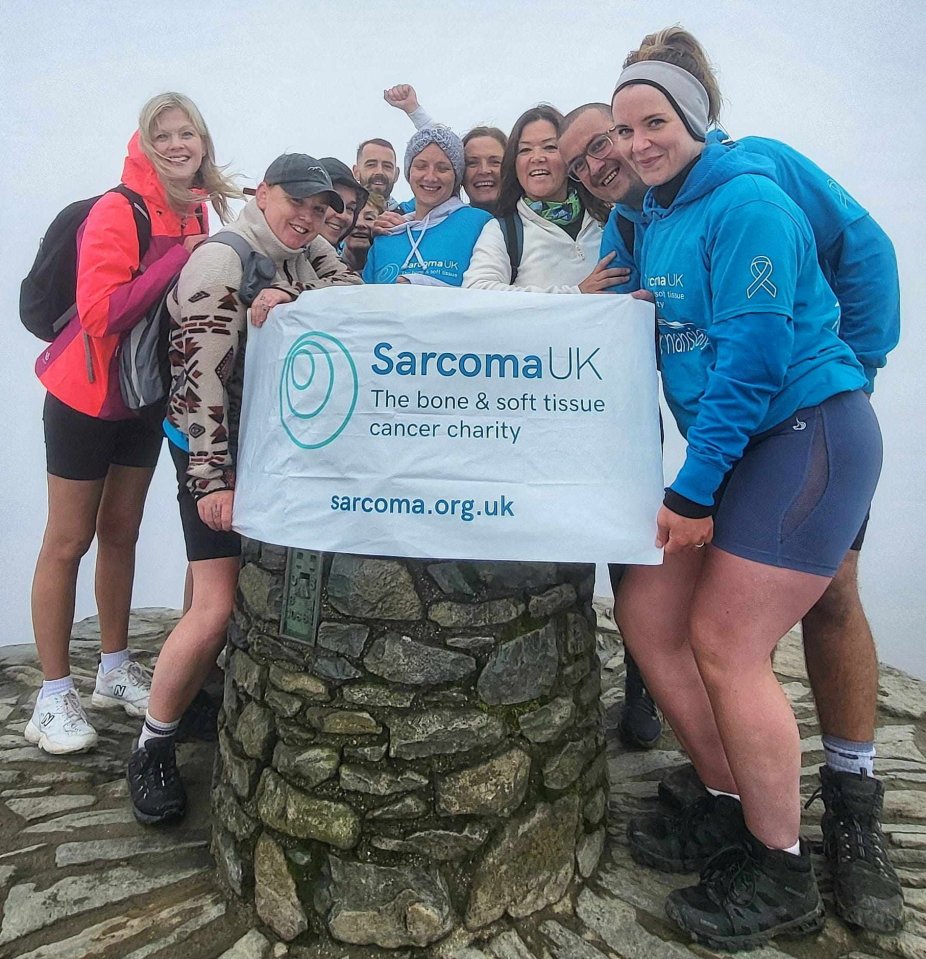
top-left (383, 84), bottom-right (419, 114)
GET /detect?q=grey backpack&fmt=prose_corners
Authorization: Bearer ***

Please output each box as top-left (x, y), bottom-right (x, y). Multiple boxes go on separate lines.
top-left (118, 231), bottom-right (276, 421)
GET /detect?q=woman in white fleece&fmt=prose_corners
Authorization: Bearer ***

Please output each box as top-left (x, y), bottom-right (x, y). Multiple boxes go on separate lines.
top-left (363, 126), bottom-right (492, 287)
top-left (463, 105), bottom-right (627, 293)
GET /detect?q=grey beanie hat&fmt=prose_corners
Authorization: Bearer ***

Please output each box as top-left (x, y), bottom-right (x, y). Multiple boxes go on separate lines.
top-left (404, 125), bottom-right (465, 191)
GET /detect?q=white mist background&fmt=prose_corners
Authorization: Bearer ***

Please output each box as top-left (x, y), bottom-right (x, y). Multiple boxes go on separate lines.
top-left (1, 1), bottom-right (923, 677)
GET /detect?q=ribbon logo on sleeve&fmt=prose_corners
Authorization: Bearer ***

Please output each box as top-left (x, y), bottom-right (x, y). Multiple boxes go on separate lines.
top-left (746, 256), bottom-right (777, 299)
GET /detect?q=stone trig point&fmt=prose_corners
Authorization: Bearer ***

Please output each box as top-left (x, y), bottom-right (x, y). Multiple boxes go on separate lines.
top-left (214, 542), bottom-right (607, 949)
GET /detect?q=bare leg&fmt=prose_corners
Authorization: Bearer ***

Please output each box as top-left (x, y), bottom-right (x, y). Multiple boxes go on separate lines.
top-left (146, 556), bottom-right (240, 723)
top-left (689, 548), bottom-right (831, 848)
top-left (801, 551), bottom-right (877, 742)
top-left (94, 465), bottom-right (156, 655)
top-left (615, 551), bottom-right (737, 794)
top-left (31, 475), bottom-right (104, 679)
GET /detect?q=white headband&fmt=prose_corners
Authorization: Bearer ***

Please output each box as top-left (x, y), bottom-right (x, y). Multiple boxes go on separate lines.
top-left (614, 60), bottom-right (710, 141)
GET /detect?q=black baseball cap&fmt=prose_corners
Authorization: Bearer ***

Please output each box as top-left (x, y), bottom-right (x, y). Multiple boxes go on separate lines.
top-left (263, 154), bottom-right (344, 211)
top-left (319, 157), bottom-right (370, 208)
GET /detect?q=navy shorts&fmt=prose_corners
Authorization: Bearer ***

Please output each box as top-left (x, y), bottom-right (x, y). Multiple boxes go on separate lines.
top-left (712, 391), bottom-right (881, 577)
top-left (44, 392), bottom-right (162, 481)
top-left (169, 442), bottom-right (241, 563)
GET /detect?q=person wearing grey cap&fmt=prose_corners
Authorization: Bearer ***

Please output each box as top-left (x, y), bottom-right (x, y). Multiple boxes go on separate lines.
top-left (126, 153), bottom-right (360, 827)
top-left (318, 157), bottom-right (370, 251)
top-left (363, 125), bottom-right (491, 286)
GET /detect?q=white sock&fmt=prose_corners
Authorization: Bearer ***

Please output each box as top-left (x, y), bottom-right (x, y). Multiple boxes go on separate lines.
top-left (777, 839), bottom-right (802, 856)
top-left (100, 649), bottom-right (131, 674)
top-left (138, 712), bottom-right (180, 749)
top-left (41, 676), bottom-right (75, 699)
top-left (706, 786), bottom-right (741, 801)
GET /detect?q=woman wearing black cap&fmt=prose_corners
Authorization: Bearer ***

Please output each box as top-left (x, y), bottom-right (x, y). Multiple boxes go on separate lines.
top-left (126, 154), bottom-right (361, 827)
top-left (319, 157), bottom-right (369, 253)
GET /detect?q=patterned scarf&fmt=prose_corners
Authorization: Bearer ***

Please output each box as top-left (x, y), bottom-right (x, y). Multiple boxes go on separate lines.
top-left (524, 187), bottom-right (583, 226)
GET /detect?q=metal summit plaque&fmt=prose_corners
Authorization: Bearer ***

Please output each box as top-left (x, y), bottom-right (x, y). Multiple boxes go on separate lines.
top-left (280, 548), bottom-right (323, 645)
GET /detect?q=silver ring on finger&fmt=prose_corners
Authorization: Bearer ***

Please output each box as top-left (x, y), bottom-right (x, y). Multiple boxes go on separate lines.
top-left (694, 542), bottom-right (705, 549)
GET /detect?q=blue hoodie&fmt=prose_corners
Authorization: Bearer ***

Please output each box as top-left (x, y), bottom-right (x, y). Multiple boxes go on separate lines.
top-left (716, 134), bottom-right (900, 391)
top-left (599, 204), bottom-right (644, 293)
top-left (642, 140), bottom-right (867, 508)
top-left (363, 203), bottom-right (491, 286)
top-left (600, 134), bottom-right (900, 390)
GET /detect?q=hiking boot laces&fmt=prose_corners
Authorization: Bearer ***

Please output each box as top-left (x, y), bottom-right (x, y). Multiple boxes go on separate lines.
top-left (700, 842), bottom-right (760, 908)
top-left (807, 786), bottom-right (893, 876)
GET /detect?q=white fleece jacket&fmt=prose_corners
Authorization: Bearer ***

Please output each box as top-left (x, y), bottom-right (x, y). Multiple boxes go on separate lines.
top-left (462, 199), bottom-right (603, 293)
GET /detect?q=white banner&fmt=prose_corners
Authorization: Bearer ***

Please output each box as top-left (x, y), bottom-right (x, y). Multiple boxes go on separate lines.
top-left (235, 285), bottom-right (664, 564)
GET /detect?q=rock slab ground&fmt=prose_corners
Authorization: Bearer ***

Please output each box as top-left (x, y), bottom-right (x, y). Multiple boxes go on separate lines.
top-left (1, 605), bottom-right (925, 958)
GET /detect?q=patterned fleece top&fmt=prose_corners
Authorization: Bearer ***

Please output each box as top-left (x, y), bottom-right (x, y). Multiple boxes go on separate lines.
top-left (166, 198), bottom-right (362, 498)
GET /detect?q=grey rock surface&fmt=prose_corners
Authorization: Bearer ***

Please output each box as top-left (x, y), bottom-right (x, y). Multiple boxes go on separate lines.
top-left (477, 622), bottom-right (558, 705)
top-left (328, 555), bottom-right (424, 620)
top-left (365, 633), bottom-right (477, 685)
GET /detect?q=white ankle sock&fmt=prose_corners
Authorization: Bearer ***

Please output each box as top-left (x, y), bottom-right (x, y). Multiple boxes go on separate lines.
top-left (41, 676), bottom-right (75, 699)
top-left (823, 734), bottom-right (875, 777)
top-left (706, 785), bottom-right (741, 801)
top-left (100, 649), bottom-right (131, 674)
top-left (777, 839), bottom-right (802, 856)
top-left (138, 712), bottom-right (180, 749)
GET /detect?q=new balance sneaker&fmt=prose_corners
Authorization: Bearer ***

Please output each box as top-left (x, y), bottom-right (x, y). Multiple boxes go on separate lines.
top-left (628, 793), bottom-right (747, 872)
top-left (665, 834), bottom-right (825, 951)
top-left (618, 651), bottom-right (662, 749)
top-left (658, 762), bottom-right (710, 810)
top-left (24, 688), bottom-right (98, 754)
top-left (127, 737), bottom-right (187, 825)
top-left (91, 659), bottom-right (151, 717)
top-left (814, 765), bottom-right (904, 932)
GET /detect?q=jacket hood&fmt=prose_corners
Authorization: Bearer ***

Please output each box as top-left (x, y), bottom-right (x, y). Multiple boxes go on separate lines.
top-left (121, 131), bottom-right (172, 210)
top-left (642, 139), bottom-right (777, 223)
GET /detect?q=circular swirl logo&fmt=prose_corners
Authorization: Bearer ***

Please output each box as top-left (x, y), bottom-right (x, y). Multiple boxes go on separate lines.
top-left (279, 332), bottom-right (358, 449)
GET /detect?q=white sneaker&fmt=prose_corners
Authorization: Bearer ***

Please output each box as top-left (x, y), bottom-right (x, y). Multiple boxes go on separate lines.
top-left (91, 660), bottom-right (152, 718)
top-left (25, 689), bottom-right (99, 754)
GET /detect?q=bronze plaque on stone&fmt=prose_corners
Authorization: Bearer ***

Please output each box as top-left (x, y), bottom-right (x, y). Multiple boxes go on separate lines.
top-left (280, 548), bottom-right (323, 645)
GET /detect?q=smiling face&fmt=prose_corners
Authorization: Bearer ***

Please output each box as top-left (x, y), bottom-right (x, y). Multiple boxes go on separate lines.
top-left (256, 183), bottom-right (330, 249)
top-left (408, 143), bottom-right (456, 216)
top-left (611, 84), bottom-right (703, 186)
top-left (558, 107), bottom-right (646, 207)
top-left (514, 119), bottom-right (567, 203)
top-left (463, 135), bottom-right (504, 209)
top-left (345, 200), bottom-right (378, 254)
top-left (150, 107), bottom-right (205, 187)
top-left (319, 184), bottom-right (363, 246)
top-left (353, 143), bottom-right (399, 199)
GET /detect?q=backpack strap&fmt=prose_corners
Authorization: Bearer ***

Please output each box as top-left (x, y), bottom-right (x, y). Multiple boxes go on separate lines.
top-left (616, 214), bottom-right (636, 259)
top-left (109, 184), bottom-right (152, 262)
top-left (204, 232), bottom-right (277, 306)
top-left (498, 212), bottom-right (524, 284)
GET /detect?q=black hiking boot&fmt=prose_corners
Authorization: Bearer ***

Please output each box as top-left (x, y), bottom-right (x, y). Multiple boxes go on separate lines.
top-left (618, 650), bottom-right (662, 749)
top-left (658, 762), bottom-right (710, 810)
top-left (127, 737), bottom-right (187, 825)
top-left (665, 834), bottom-right (825, 951)
top-left (811, 766), bottom-right (904, 932)
top-left (176, 689), bottom-right (219, 743)
top-left (628, 793), bottom-right (747, 872)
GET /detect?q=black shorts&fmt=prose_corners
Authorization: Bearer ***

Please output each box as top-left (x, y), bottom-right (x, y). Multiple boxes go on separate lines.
top-left (169, 441), bottom-right (241, 563)
top-left (44, 392), bottom-right (162, 481)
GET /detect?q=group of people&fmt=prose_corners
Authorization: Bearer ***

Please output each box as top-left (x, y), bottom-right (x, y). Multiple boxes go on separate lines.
top-left (26, 25), bottom-right (902, 951)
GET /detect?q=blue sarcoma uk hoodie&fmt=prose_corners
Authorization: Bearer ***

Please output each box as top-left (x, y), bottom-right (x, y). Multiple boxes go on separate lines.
top-left (643, 140), bottom-right (867, 508)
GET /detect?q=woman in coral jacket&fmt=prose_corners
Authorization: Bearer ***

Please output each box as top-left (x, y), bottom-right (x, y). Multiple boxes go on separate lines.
top-left (26, 93), bottom-right (238, 756)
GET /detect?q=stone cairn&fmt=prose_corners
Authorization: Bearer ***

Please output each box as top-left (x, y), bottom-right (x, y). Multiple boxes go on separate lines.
top-left (213, 541), bottom-right (608, 950)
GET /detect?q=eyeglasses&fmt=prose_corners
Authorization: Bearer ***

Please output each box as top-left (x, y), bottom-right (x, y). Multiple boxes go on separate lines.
top-left (566, 127), bottom-right (617, 181)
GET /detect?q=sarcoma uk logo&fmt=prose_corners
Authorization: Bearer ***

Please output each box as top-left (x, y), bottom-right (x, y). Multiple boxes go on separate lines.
top-left (279, 332), bottom-right (358, 449)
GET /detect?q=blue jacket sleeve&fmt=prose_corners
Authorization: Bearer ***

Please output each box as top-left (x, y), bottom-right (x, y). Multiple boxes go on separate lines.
top-left (669, 200), bottom-right (803, 506)
top-left (599, 209), bottom-right (639, 294)
top-left (821, 215), bottom-right (900, 393)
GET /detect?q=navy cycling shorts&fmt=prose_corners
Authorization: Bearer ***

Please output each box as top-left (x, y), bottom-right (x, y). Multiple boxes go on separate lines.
top-left (711, 390), bottom-right (881, 577)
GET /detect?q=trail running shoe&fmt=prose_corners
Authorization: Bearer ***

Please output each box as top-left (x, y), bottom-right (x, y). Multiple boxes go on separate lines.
top-left (127, 737), bottom-right (187, 825)
top-left (618, 650), bottom-right (662, 749)
top-left (811, 765), bottom-right (904, 932)
top-left (628, 793), bottom-right (747, 872)
top-left (24, 688), bottom-right (98, 754)
top-left (665, 834), bottom-right (825, 951)
top-left (658, 762), bottom-right (710, 810)
top-left (92, 659), bottom-right (152, 717)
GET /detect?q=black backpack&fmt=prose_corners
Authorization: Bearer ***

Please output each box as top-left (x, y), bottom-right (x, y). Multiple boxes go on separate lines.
top-left (498, 211), bottom-right (635, 284)
top-left (119, 231), bottom-right (277, 425)
top-left (20, 185), bottom-right (152, 341)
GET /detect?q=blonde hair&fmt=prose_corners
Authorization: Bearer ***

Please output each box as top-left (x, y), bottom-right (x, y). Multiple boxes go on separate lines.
top-left (624, 26), bottom-right (723, 124)
top-left (138, 92), bottom-right (241, 223)
top-left (364, 192), bottom-right (387, 216)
